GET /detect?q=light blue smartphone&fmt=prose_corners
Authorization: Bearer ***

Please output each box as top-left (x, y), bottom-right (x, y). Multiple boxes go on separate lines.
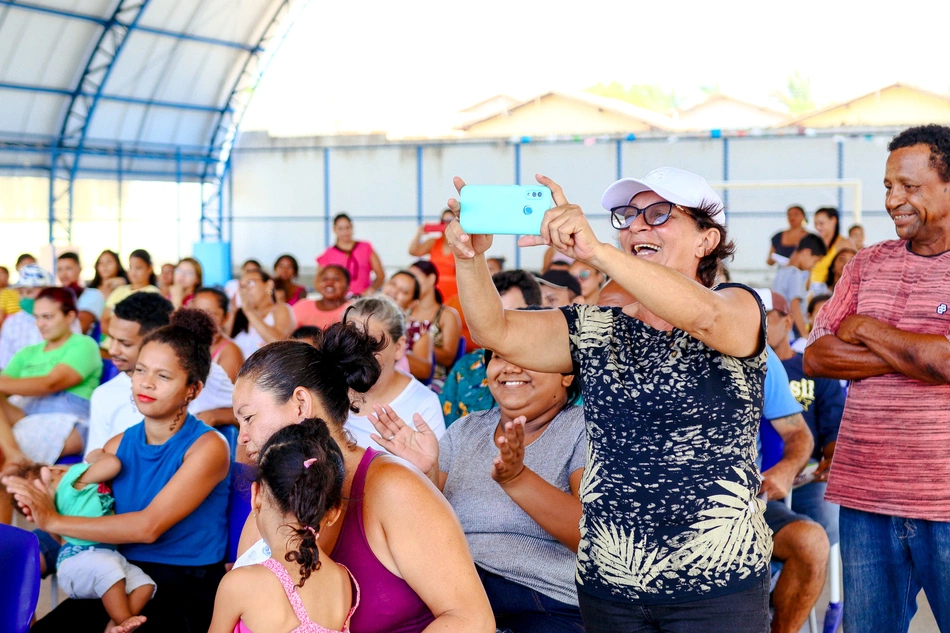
top-left (459, 185), bottom-right (554, 235)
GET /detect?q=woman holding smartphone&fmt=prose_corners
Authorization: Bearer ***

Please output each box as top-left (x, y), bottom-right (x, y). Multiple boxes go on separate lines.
top-left (444, 167), bottom-right (771, 633)
top-left (409, 209), bottom-right (459, 303)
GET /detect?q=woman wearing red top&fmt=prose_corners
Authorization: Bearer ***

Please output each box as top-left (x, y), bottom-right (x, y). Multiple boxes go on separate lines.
top-left (408, 209), bottom-right (459, 303)
top-left (316, 214), bottom-right (385, 297)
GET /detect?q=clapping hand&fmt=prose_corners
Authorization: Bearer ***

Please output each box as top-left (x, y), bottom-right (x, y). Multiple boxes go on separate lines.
top-left (491, 416), bottom-right (527, 486)
top-left (367, 404), bottom-right (440, 478)
top-left (2, 468), bottom-right (57, 529)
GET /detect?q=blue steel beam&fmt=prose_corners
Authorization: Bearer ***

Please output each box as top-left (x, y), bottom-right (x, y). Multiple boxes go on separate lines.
top-left (49, 0), bottom-right (150, 245)
top-left (0, 1), bottom-right (257, 51)
top-left (0, 81), bottom-right (228, 113)
top-left (198, 0), bottom-right (307, 242)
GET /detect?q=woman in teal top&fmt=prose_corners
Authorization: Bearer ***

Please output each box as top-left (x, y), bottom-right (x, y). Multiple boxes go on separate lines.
top-left (0, 286), bottom-right (102, 470)
top-left (4, 308), bottom-right (230, 633)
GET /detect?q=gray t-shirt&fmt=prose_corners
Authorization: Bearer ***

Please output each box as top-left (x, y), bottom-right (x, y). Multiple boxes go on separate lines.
top-left (439, 405), bottom-right (586, 606)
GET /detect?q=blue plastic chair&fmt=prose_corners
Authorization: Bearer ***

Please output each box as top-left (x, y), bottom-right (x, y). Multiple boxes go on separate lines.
top-left (227, 462), bottom-right (254, 564)
top-left (218, 425), bottom-right (240, 461)
top-left (0, 524), bottom-right (41, 633)
top-left (100, 358), bottom-right (120, 385)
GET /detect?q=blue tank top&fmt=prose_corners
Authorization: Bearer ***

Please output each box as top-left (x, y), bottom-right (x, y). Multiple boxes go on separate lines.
top-left (113, 414), bottom-right (229, 565)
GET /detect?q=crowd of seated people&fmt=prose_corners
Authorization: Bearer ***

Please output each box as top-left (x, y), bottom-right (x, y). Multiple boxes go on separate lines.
top-left (0, 163), bottom-right (888, 633)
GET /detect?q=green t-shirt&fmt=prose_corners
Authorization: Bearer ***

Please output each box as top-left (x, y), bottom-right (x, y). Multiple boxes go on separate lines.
top-left (2, 333), bottom-right (102, 400)
top-left (55, 462), bottom-right (115, 547)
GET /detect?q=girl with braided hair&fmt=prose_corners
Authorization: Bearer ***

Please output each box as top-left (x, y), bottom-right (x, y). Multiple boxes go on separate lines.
top-left (209, 417), bottom-right (359, 633)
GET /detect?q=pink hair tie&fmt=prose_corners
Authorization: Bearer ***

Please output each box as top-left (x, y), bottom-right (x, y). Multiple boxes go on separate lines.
top-left (303, 458), bottom-right (317, 469)
top-left (305, 526), bottom-right (318, 538)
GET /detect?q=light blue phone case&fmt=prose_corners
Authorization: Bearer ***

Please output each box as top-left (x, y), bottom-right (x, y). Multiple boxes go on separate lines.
top-left (459, 185), bottom-right (554, 235)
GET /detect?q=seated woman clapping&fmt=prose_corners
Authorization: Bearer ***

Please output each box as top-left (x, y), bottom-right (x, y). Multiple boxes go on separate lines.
top-left (369, 350), bottom-right (586, 633)
top-left (209, 418), bottom-right (359, 633)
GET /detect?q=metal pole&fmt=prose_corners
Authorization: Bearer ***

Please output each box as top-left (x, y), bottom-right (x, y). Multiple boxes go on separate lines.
top-left (837, 138), bottom-right (845, 213)
top-left (176, 149), bottom-right (182, 260)
top-left (514, 143), bottom-right (522, 269)
top-left (616, 139), bottom-right (623, 180)
top-left (323, 147), bottom-right (331, 249)
top-left (722, 137), bottom-right (730, 223)
top-left (416, 145), bottom-right (423, 225)
top-left (117, 143), bottom-right (123, 255)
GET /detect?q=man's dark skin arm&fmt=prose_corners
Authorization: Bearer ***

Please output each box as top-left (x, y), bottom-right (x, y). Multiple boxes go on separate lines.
top-left (803, 334), bottom-right (894, 381)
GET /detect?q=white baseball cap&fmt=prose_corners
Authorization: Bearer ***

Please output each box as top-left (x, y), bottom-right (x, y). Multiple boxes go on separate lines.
top-left (601, 166), bottom-right (725, 224)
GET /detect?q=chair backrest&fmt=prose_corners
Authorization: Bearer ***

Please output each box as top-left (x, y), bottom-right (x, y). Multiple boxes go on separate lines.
top-left (100, 358), bottom-right (120, 385)
top-left (227, 462), bottom-right (254, 564)
top-left (217, 425), bottom-right (240, 461)
top-left (452, 336), bottom-right (467, 367)
top-left (0, 524), bottom-right (41, 633)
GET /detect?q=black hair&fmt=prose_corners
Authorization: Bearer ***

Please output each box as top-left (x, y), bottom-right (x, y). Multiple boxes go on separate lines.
top-left (409, 260), bottom-right (443, 304)
top-left (814, 207), bottom-right (841, 247)
top-left (275, 254), bottom-right (300, 277)
top-left (681, 202), bottom-right (736, 289)
top-left (826, 248), bottom-right (857, 288)
top-left (194, 286), bottom-right (229, 313)
top-left (787, 204), bottom-right (808, 222)
top-left (90, 250), bottom-right (129, 290)
top-left (319, 264), bottom-right (351, 286)
top-left (231, 269), bottom-right (274, 337)
top-left (256, 417), bottom-right (345, 587)
top-left (129, 248), bottom-right (158, 286)
top-left (238, 322), bottom-right (384, 428)
top-left (491, 270), bottom-right (543, 307)
top-left (291, 326), bottom-right (324, 348)
top-left (546, 261), bottom-right (571, 271)
top-left (57, 252), bottom-right (80, 265)
top-left (333, 213), bottom-right (352, 226)
top-left (795, 233), bottom-right (828, 257)
top-left (808, 293), bottom-right (832, 317)
top-left (113, 292), bottom-right (174, 336)
top-left (888, 124), bottom-right (950, 182)
top-left (142, 308), bottom-right (215, 387)
top-left (392, 270), bottom-right (421, 301)
top-left (16, 253), bottom-right (35, 267)
top-left (241, 259), bottom-right (262, 271)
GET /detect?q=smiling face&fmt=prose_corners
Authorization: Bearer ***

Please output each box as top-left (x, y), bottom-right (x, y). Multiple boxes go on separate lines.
top-left (34, 297), bottom-right (75, 342)
top-left (486, 353), bottom-right (571, 421)
top-left (132, 341), bottom-right (192, 421)
top-left (318, 266), bottom-right (349, 301)
top-left (618, 190), bottom-right (718, 282)
top-left (382, 273), bottom-right (417, 311)
top-left (884, 144), bottom-right (950, 254)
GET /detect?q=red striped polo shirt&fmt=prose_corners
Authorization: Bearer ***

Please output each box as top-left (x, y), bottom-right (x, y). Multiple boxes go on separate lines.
top-left (807, 239), bottom-right (950, 520)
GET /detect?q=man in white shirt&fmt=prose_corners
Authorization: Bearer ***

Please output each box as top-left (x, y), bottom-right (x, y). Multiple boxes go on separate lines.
top-left (84, 292), bottom-right (236, 456)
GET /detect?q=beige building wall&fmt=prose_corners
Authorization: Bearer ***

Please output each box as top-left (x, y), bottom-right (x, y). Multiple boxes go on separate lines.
top-left (794, 85), bottom-right (950, 128)
top-left (462, 94), bottom-right (657, 138)
top-left (676, 98), bottom-right (789, 131)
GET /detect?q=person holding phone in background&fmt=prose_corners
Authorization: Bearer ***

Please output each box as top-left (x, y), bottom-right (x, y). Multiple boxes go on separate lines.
top-left (409, 208), bottom-right (460, 303)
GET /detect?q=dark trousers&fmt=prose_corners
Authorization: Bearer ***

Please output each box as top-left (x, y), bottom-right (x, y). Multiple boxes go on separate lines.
top-left (477, 565), bottom-right (585, 633)
top-left (33, 559), bottom-right (225, 633)
top-left (577, 575), bottom-right (770, 633)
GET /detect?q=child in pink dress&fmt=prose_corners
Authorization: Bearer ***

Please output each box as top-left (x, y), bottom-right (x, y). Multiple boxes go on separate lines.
top-left (207, 420), bottom-right (359, 633)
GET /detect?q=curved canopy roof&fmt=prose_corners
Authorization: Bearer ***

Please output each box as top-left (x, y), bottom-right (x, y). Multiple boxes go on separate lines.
top-left (0, 0), bottom-right (303, 181)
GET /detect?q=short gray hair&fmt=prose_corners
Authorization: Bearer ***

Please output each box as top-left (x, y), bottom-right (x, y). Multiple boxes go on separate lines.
top-left (344, 295), bottom-right (406, 344)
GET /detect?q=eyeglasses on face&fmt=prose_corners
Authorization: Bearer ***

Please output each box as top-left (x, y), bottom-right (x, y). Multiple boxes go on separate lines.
top-left (610, 201), bottom-right (682, 230)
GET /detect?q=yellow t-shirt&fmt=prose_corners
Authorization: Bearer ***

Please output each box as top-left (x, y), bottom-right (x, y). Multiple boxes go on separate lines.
top-left (104, 284), bottom-right (161, 309)
top-left (0, 288), bottom-right (21, 315)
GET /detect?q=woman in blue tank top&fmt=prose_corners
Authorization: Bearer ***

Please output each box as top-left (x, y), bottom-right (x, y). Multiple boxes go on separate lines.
top-left (5, 309), bottom-right (231, 633)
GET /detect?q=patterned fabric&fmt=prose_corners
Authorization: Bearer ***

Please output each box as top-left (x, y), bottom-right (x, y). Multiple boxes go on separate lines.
top-left (807, 239), bottom-right (950, 520)
top-left (439, 349), bottom-right (495, 426)
top-left (235, 558), bottom-right (359, 633)
top-left (561, 292), bottom-right (771, 605)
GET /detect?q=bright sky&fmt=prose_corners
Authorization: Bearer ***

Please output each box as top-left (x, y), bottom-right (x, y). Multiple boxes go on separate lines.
top-left (242, 0), bottom-right (950, 138)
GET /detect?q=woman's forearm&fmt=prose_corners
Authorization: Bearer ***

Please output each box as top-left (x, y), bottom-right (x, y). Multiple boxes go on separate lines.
top-left (48, 511), bottom-right (160, 545)
top-left (243, 308), bottom-right (285, 343)
top-left (455, 256), bottom-right (508, 350)
top-left (0, 375), bottom-right (60, 397)
top-left (498, 468), bottom-right (582, 552)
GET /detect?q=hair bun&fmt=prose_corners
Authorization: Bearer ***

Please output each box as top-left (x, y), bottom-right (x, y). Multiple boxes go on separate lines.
top-left (320, 322), bottom-right (383, 394)
top-left (169, 307), bottom-right (216, 348)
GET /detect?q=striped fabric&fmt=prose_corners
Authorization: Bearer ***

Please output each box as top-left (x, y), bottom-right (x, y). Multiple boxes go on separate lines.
top-left (807, 240), bottom-right (950, 519)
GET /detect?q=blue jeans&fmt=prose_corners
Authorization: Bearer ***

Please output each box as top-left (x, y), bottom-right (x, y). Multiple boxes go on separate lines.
top-left (840, 506), bottom-right (950, 633)
top-left (791, 481), bottom-right (839, 546)
top-left (476, 566), bottom-right (584, 633)
top-left (577, 575), bottom-right (769, 633)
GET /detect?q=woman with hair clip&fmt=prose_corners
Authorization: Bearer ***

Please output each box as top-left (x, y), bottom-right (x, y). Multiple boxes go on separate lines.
top-left (407, 260), bottom-right (462, 391)
top-left (444, 167), bottom-right (772, 632)
top-left (4, 308), bottom-right (231, 632)
top-left (231, 326), bottom-right (493, 633)
top-left (230, 268), bottom-right (296, 359)
top-left (209, 418), bottom-right (359, 633)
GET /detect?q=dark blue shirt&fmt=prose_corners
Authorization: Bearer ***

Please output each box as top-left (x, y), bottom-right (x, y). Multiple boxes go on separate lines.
top-left (780, 352), bottom-right (845, 460)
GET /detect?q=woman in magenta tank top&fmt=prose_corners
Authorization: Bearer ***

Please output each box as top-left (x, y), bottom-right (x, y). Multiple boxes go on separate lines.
top-left (316, 214), bottom-right (386, 297)
top-left (230, 328), bottom-right (493, 633)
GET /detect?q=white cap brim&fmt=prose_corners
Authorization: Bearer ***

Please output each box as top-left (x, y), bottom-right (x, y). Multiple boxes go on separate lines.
top-left (601, 169), bottom-right (725, 225)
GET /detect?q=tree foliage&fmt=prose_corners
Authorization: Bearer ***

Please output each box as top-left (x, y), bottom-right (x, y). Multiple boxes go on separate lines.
top-left (586, 81), bottom-right (682, 114)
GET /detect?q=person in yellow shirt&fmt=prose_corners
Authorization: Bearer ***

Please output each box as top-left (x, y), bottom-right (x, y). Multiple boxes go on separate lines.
top-left (809, 207), bottom-right (856, 286)
top-left (0, 266), bottom-right (21, 327)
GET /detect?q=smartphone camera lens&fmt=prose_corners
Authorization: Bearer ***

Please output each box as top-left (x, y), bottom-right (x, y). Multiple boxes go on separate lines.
top-left (524, 206), bottom-right (533, 215)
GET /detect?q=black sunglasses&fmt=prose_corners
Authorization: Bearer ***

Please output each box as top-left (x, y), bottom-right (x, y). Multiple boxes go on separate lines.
top-left (610, 201), bottom-right (682, 230)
